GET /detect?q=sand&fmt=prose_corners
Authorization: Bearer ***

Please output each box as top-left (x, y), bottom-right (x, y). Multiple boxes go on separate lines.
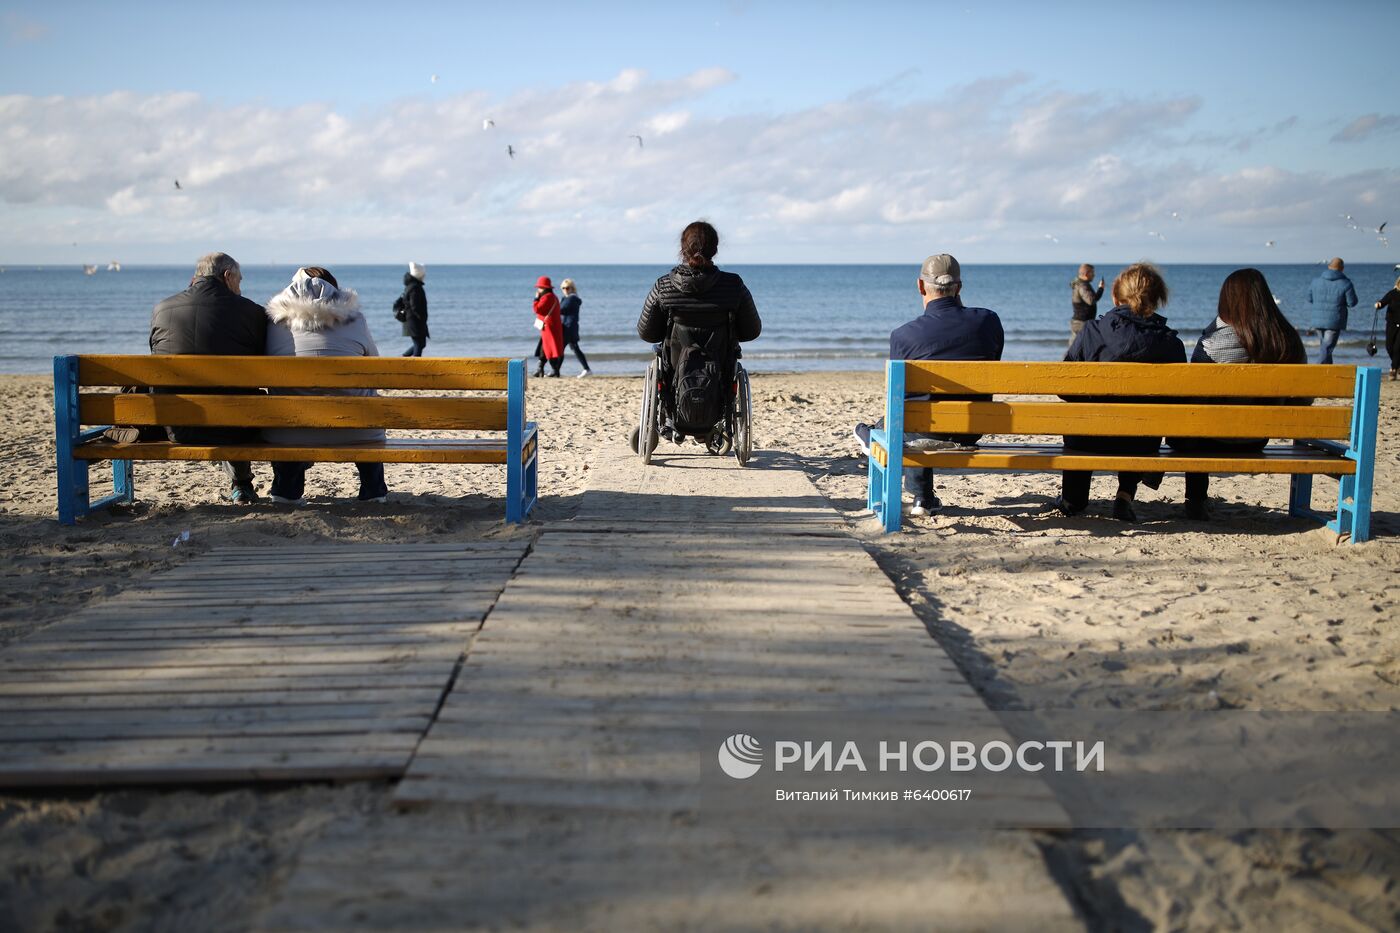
top-left (1, 370), bottom-right (1398, 931)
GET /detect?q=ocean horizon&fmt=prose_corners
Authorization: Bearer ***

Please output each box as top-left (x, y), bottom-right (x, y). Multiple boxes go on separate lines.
top-left (1, 262), bottom-right (1395, 376)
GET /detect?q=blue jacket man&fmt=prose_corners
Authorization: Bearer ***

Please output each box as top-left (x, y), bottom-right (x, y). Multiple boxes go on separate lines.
top-left (1308, 259), bottom-right (1357, 364)
top-left (856, 253), bottom-right (1004, 516)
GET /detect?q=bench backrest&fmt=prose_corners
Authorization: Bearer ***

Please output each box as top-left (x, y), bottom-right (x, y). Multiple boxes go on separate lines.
top-left (58, 355), bottom-right (524, 434)
top-left (886, 361), bottom-right (1360, 441)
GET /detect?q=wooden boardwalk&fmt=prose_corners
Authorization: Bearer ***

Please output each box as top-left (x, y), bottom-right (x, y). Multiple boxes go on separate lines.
top-left (0, 541), bottom-right (528, 786)
top-left (260, 446), bottom-right (1078, 931)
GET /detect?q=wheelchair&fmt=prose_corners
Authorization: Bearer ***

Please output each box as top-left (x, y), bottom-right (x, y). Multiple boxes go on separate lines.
top-left (629, 321), bottom-right (752, 467)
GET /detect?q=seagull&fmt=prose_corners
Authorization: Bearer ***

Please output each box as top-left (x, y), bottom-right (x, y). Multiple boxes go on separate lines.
top-left (1379, 222), bottom-right (1388, 235)
top-left (506, 145), bottom-right (515, 160)
top-left (1170, 211), bottom-right (1182, 220)
top-left (1148, 230), bottom-right (1166, 241)
top-left (430, 74), bottom-right (439, 84)
top-left (173, 179), bottom-right (182, 190)
top-left (628, 134), bottom-right (644, 149)
top-left (482, 119), bottom-right (494, 131)
top-left (1265, 240), bottom-right (1276, 247)
top-left (1043, 233), bottom-right (1058, 244)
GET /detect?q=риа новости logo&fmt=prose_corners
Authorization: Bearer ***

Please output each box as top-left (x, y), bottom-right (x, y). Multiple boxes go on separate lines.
top-left (718, 733), bottom-right (763, 779)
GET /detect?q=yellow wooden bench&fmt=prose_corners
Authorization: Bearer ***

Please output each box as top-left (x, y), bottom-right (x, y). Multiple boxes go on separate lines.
top-left (866, 361), bottom-right (1382, 541)
top-left (54, 355), bottom-right (538, 524)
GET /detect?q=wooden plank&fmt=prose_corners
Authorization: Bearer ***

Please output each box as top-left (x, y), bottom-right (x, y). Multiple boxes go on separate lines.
top-left (78, 393), bottom-right (508, 431)
top-left (0, 644), bottom-right (464, 670)
top-left (74, 437), bottom-right (509, 464)
top-left (0, 755), bottom-right (411, 787)
top-left (32, 624), bottom-right (481, 642)
top-left (0, 733), bottom-right (420, 763)
top-left (14, 633), bottom-right (468, 651)
top-left (0, 703), bottom-right (430, 726)
top-left (0, 689), bottom-right (443, 709)
top-left (903, 400), bottom-right (1351, 439)
top-left (77, 354), bottom-right (510, 390)
top-left (0, 717), bottom-right (431, 742)
top-left (903, 360), bottom-right (1357, 397)
top-left (879, 442), bottom-right (1357, 473)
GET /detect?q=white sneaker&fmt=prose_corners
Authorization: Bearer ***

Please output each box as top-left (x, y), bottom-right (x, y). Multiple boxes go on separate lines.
top-left (577, 369), bottom-right (591, 378)
top-left (909, 496), bottom-right (942, 517)
top-left (270, 494), bottom-right (306, 506)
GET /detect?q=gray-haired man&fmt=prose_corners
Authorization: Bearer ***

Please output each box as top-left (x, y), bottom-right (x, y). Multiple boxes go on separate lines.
top-left (150, 252), bottom-right (268, 503)
top-left (1070, 263), bottom-right (1104, 346)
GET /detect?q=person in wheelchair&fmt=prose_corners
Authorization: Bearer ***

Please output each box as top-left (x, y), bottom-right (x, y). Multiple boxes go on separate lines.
top-left (635, 220), bottom-right (762, 456)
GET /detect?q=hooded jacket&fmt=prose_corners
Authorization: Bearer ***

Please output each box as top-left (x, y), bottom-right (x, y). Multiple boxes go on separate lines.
top-left (262, 270), bottom-right (385, 446)
top-left (637, 264), bottom-right (762, 344)
top-left (1063, 305), bottom-right (1186, 456)
top-left (1307, 268), bottom-right (1358, 331)
top-left (400, 272), bottom-right (429, 340)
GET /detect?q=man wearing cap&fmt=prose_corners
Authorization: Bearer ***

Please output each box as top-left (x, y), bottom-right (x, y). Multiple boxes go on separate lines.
top-left (854, 254), bottom-right (1004, 516)
top-left (400, 262), bottom-right (429, 357)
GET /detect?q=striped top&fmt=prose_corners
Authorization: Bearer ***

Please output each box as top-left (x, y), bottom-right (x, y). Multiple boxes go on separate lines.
top-left (1191, 317), bottom-right (1250, 363)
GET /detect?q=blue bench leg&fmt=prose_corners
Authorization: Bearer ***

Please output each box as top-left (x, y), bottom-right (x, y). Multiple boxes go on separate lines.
top-left (866, 457), bottom-right (880, 513)
top-left (1288, 474), bottom-right (1312, 518)
top-left (113, 459), bottom-right (134, 504)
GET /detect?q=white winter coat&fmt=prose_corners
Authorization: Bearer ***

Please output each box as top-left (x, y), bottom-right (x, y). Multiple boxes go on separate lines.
top-left (263, 270), bottom-right (385, 445)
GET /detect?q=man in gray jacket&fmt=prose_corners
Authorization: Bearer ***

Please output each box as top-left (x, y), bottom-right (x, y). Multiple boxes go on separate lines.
top-left (149, 252), bottom-right (267, 502)
top-left (1307, 257), bottom-right (1358, 364)
top-left (1070, 263), bottom-right (1104, 346)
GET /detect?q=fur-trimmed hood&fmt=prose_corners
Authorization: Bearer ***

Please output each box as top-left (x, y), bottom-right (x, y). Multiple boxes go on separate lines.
top-left (266, 269), bottom-right (362, 332)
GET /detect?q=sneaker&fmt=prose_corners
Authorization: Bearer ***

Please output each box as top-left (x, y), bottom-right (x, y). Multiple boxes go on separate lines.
top-left (909, 495), bottom-right (942, 517)
top-left (1044, 496), bottom-right (1084, 517)
top-left (852, 422), bottom-right (872, 456)
top-left (577, 369), bottom-right (591, 378)
top-left (357, 494), bottom-right (389, 503)
top-left (228, 484), bottom-right (260, 504)
top-left (906, 436), bottom-right (977, 452)
top-left (269, 494), bottom-right (306, 506)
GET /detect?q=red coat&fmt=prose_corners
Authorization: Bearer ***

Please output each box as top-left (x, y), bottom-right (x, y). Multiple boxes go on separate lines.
top-left (534, 291), bottom-right (564, 358)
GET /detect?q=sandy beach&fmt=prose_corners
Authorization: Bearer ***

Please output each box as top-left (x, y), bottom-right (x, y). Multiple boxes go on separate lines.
top-left (1, 370), bottom-right (1398, 931)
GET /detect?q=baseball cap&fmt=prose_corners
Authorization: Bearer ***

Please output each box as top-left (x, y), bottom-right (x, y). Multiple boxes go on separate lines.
top-left (919, 253), bottom-right (960, 287)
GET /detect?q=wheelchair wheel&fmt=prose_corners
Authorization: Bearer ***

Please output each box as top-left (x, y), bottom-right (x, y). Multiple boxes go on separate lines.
top-left (637, 359), bottom-right (661, 464)
top-left (705, 429), bottom-right (732, 456)
top-left (733, 364), bottom-right (753, 466)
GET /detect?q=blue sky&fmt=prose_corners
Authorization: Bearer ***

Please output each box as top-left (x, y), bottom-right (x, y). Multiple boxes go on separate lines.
top-left (2, 0), bottom-right (1398, 263)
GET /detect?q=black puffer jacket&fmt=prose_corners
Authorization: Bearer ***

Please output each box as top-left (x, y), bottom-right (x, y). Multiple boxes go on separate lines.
top-left (400, 273), bottom-right (429, 341)
top-left (637, 264), bottom-right (761, 344)
top-left (148, 274), bottom-right (267, 444)
top-left (150, 275), bottom-right (267, 357)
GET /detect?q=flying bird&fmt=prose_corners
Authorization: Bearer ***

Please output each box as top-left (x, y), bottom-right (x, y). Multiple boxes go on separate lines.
top-left (506, 145), bottom-right (515, 160)
top-left (1379, 222), bottom-right (1388, 235)
top-left (173, 179), bottom-right (182, 190)
top-left (1043, 234), bottom-right (1058, 244)
top-left (1265, 240), bottom-right (1276, 248)
top-left (628, 134), bottom-right (644, 149)
top-left (482, 119), bottom-right (495, 130)
top-left (1148, 231), bottom-right (1166, 241)
top-left (430, 74), bottom-right (439, 84)
top-left (1170, 211), bottom-right (1182, 220)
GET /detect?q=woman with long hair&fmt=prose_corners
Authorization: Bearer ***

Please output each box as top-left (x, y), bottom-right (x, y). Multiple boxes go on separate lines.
top-left (1168, 267), bottom-right (1306, 519)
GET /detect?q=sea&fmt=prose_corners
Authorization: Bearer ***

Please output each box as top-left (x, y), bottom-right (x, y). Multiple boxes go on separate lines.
top-left (1, 263), bottom-right (1395, 376)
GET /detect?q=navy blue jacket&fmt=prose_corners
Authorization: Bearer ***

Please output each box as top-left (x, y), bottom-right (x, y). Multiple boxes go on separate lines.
top-left (890, 296), bottom-right (1004, 363)
top-left (1064, 306), bottom-right (1185, 364)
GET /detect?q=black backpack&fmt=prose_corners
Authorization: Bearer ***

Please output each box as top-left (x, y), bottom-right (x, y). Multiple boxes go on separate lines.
top-left (673, 341), bottom-right (724, 432)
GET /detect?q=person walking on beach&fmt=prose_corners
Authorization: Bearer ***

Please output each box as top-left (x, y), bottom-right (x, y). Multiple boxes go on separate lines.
top-left (1374, 275), bottom-right (1400, 381)
top-left (399, 262), bottom-right (429, 357)
top-left (1307, 257), bottom-right (1357, 364)
top-left (263, 267), bottom-right (389, 504)
top-left (149, 251), bottom-right (267, 504)
top-left (1070, 263), bottom-right (1105, 346)
top-left (852, 253), bottom-right (1004, 517)
top-left (533, 276), bottom-right (564, 377)
top-left (1052, 262), bottom-right (1185, 523)
top-left (558, 278), bottom-right (592, 376)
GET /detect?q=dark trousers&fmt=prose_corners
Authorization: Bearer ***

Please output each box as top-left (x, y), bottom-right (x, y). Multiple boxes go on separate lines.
top-left (1387, 319), bottom-right (1400, 369)
top-left (1060, 435), bottom-right (1163, 509)
top-left (566, 340), bottom-right (589, 370)
top-left (402, 337), bottom-right (426, 357)
top-left (270, 462), bottom-right (388, 500)
top-left (1166, 437), bottom-right (1268, 502)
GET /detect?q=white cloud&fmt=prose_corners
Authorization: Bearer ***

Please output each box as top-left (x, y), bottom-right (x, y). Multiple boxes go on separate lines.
top-left (0, 69), bottom-right (1396, 261)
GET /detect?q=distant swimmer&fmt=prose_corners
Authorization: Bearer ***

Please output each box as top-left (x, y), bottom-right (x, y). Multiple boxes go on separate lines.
top-left (506, 145), bottom-right (515, 159)
top-left (483, 119), bottom-right (495, 130)
top-left (629, 134), bottom-right (644, 149)
top-left (174, 179), bottom-right (182, 190)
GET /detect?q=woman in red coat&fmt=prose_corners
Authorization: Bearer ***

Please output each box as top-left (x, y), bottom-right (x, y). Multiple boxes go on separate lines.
top-left (533, 275), bottom-right (564, 377)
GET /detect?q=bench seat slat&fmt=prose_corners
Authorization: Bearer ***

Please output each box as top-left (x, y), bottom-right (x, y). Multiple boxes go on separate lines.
top-left (79, 394), bottom-right (508, 431)
top-left (76, 355), bottom-right (511, 390)
top-left (73, 438), bottom-right (511, 465)
top-left (904, 361), bottom-right (1357, 398)
top-left (904, 401), bottom-right (1351, 439)
top-left (879, 443), bottom-right (1356, 475)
